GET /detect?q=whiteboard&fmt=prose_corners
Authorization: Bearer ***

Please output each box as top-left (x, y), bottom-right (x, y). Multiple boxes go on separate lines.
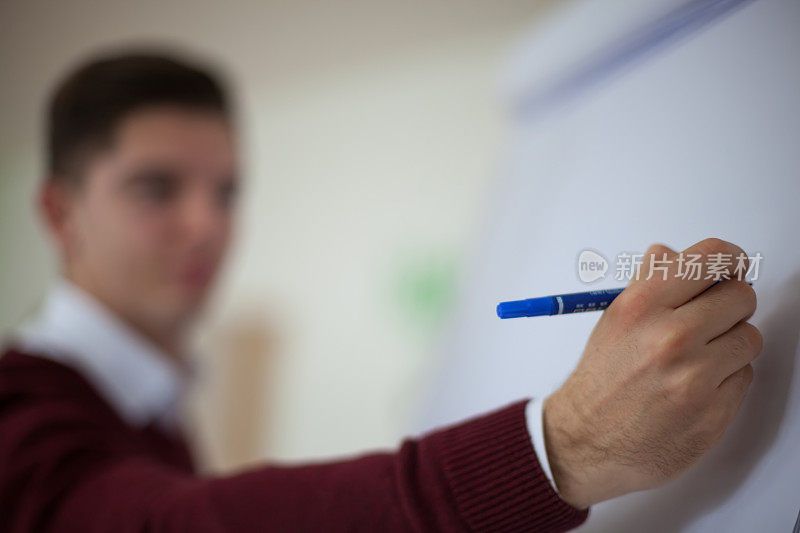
top-left (418, 0), bottom-right (800, 530)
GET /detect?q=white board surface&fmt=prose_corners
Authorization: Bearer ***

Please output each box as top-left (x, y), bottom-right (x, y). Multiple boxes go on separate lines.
top-left (419, 0), bottom-right (800, 530)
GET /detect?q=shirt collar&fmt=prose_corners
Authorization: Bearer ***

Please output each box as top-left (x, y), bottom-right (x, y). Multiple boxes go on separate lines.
top-left (13, 278), bottom-right (186, 428)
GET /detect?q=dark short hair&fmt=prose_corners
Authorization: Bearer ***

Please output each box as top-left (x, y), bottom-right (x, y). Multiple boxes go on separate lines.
top-left (46, 50), bottom-right (231, 182)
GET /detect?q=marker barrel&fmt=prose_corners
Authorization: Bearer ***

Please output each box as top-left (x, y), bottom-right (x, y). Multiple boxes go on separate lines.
top-left (497, 288), bottom-right (625, 318)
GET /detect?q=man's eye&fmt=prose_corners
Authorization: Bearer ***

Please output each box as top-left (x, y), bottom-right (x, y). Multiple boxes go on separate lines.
top-left (133, 174), bottom-right (177, 203)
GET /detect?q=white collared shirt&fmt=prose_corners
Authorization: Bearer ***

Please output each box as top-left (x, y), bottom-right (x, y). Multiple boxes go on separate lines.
top-left (9, 278), bottom-right (559, 494)
top-left (11, 278), bottom-right (186, 431)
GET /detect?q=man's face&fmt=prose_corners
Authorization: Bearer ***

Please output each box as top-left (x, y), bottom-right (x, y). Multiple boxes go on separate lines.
top-left (55, 106), bottom-right (238, 333)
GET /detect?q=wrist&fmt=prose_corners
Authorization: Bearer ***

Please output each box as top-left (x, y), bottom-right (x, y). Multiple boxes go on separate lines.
top-left (543, 391), bottom-right (615, 509)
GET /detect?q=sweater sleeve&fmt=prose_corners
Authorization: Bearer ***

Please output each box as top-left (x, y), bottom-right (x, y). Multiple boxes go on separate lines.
top-left (2, 395), bottom-right (589, 532)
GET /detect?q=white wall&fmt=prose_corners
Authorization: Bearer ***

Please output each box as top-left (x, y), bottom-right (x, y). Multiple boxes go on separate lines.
top-left (0, 0), bottom-right (558, 465)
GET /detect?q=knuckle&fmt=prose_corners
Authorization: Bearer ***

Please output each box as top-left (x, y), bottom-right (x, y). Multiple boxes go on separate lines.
top-left (614, 288), bottom-right (652, 321)
top-left (694, 239), bottom-right (748, 279)
top-left (695, 237), bottom-right (732, 256)
top-left (731, 323), bottom-right (762, 359)
top-left (727, 243), bottom-right (749, 267)
top-left (664, 367), bottom-right (704, 407)
top-left (652, 323), bottom-right (692, 357)
top-left (695, 237), bottom-right (727, 256)
top-left (643, 244), bottom-right (676, 273)
top-left (673, 311), bottom-right (703, 339)
top-left (645, 243), bottom-right (673, 256)
top-left (728, 331), bottom-right (749, 358)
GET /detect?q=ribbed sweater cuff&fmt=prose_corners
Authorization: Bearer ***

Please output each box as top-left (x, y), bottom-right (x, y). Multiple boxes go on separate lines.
top-left (437, 400), bottom-right (589, 532)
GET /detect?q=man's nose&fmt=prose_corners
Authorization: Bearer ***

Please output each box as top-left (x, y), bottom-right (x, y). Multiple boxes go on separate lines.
top-left (180, 189), bottom-right (227, 245)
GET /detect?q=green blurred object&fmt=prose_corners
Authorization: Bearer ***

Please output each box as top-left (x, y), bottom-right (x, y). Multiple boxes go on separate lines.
top-left (391, 249), bottom-right (459, 336)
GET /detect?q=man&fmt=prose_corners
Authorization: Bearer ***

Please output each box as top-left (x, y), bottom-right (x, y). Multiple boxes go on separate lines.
top-left (0, 51), bottom-right (761, 532)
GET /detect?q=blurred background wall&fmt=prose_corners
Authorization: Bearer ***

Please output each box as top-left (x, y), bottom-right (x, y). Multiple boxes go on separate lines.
top-left (0, 0), bottom-right (560, 471)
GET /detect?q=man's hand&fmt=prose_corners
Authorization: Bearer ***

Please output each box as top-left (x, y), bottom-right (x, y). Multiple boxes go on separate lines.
top-left (543, 238), bottom-right (762, 509)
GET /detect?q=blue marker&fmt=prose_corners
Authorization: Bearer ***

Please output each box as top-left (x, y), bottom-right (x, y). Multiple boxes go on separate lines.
top-left (497, 281), bottom-right (752, 318)
top-left (497, 288), bottom-right (625, 318)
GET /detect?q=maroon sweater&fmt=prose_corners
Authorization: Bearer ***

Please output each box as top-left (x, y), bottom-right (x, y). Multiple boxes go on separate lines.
top-left (0, 348), bottom-right (589, 532)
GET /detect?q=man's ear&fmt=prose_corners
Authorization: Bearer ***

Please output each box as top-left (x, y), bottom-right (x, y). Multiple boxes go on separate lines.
top-left (37, 178), bottom-right (77, 252)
